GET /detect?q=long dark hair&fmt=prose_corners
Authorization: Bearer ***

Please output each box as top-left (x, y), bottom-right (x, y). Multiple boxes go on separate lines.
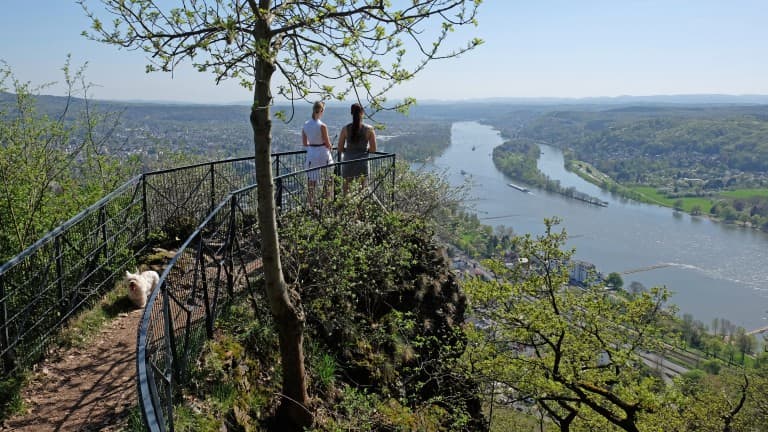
top-left (350, 103), bottom-right (363, 142)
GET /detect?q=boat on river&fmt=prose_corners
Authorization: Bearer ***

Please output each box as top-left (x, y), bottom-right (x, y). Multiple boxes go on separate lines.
top-left (508, 182), bottom-right (530, 193)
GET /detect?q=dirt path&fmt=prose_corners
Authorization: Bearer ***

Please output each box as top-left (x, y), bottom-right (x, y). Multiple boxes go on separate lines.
top-left (2, 308), bottom-right (142, 432)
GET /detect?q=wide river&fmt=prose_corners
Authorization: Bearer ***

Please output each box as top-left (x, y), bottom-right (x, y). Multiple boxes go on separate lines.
top-left (429, 121), bottom-right (768, 330)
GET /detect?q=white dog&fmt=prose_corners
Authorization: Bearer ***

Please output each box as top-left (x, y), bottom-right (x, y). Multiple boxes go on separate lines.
top-left (125, 270), bottom-right (159, 308)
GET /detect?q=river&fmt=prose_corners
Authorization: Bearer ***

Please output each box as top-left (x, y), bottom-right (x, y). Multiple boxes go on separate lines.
top-left (429, 121), bottom-right (768, 331)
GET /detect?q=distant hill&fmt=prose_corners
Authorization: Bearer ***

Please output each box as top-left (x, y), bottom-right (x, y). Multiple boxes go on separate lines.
top-left (5, 91), bottom-right (768, 113)
top-left (158, 94), bottom-right (768, 106)
top-left (449, 94), bottom-right (768, 106)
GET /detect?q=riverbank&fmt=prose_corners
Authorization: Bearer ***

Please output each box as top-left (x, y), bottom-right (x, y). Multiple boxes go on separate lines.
top-left (566, 159), bottom-right (768, 234)
top-left (491, 138), bottom-right (608, 207)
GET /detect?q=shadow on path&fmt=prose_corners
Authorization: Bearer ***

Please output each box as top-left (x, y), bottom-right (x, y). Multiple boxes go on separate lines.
top-left (2, 308), bottom-right (142, 432)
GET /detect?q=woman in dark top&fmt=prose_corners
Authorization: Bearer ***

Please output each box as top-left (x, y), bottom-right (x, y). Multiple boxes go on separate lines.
top-left (337, 103), bottom-right (377, 194)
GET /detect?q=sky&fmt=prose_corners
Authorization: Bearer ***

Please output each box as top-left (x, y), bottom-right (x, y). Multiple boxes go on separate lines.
top-left (1, 1), bottom-right (767, 104)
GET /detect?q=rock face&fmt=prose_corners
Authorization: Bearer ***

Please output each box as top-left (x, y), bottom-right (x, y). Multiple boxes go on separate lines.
top-left (278, 201), bottom-right (487, 429)
top-left (394, 245), bottom-right (485, 431)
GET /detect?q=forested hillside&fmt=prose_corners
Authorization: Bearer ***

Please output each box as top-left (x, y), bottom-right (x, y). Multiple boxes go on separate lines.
top-left (520, 106), bottom-right (768, 181)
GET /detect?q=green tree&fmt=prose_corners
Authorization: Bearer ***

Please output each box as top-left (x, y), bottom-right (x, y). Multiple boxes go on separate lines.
top-left (741, 360), bottom-right (768, 430)
top-left (463, 218), bottom-right (672, 432)
top-left (605, 271), bottom-right (624, 290)
top-left (628, 281), bottom-right (646, 297)
top-left (391, 161), bottom-right (469, 236)
top-left (0, 60), bottom-right (133, 261)
top-left (671, 369), bottom-right (750, 432)
top-left (674, 199), bottom-right (684, 212)
top-left (691, 204), bottom-right (703, 216)
top-left (733, 327), bottom-right (755, 364)
top-left (80, 1), bottom-right (481, 428)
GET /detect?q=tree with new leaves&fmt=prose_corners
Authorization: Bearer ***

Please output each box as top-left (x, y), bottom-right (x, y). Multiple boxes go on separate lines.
top-left (80, 1), bottom-right (481, 429)
top-left (0, 59), bottom-right (132, 261)
top-left (463, 218), bottom-right (675, 432)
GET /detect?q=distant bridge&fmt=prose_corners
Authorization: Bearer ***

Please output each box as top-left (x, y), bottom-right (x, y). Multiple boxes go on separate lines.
top-left (480, 214), bottom-right (520, 221)
top-left (746, 325), bottom-right (768, 336)
top-left (620, 263), bottom-right (672, 275)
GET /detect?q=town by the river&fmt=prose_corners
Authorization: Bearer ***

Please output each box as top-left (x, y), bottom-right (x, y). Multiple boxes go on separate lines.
top-left (426, 121), bottom-right (768, 331)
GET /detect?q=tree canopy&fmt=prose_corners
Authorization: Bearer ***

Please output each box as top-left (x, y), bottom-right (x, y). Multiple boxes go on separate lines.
top-left (463, 219), bottom-right (672, 431)
top-left (80, 0), bottom-right (482, 112)
top-left (0, 60), bottom-right (135, 260)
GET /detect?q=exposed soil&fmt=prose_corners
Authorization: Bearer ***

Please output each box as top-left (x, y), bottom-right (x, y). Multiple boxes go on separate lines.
top-left (2, 308), bottom-right (142, 432)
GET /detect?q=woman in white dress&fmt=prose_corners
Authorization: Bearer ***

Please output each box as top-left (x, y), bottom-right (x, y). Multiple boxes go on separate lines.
top-left (301, 101), bottom-right (333, 206)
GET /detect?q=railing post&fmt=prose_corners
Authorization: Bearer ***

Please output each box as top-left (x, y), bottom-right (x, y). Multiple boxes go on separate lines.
top-left (160, 279), bottom-right (176, 432)
top-left (210, 163), bottom-right (216, 214)
top-left (334, 151), bottom-right (342, 201)
top-left (276, 177), bottom-right (284, 210)
top-left (148, 364), bottom-right (168, 432)
top-left (55, 236), bottom-right (66, 316)
top-left (164, 280), bottom-right (180, 386)
top-left (391, 154), bottom-right (396, 207)
top-left (142, 175), bottom-right (149, 243)
top-left (0, 275), bottom-right (14, 374)
top-left (199, 236), bottom-right (214, 340)
top-left (226, 195), bottom-right (237, 298)
top-left (99, 206), bottom-right (109, 260)
top-left (274, 154), bottom-right (281, 177)
top-left (137, 285), bottom-right (168, 432)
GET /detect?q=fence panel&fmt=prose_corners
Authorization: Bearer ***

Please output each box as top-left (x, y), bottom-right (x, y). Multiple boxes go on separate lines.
top-left (137, 183), bottom-right (266, 431)
top-left (0, 178), bottom-right (144, 375)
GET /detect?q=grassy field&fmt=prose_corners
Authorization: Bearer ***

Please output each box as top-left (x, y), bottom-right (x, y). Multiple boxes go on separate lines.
top-left (720, 188), bottom-right (768, 199)
top-left (630, 187), bottom-right (768, 213)
top-left (570, 159), bottom-right (768, 209)
top-left (628, 187), bottom-right (714, 213)
top-left (570, 160), bottom-right (612, 185)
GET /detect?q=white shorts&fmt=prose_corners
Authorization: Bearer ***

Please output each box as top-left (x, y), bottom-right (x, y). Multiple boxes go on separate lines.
top-left (305, 146), bottom-right (334, 181)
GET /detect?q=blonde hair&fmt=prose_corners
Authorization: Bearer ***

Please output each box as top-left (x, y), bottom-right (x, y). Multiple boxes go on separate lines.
top-left (312, 101), bottom-right (325, 120)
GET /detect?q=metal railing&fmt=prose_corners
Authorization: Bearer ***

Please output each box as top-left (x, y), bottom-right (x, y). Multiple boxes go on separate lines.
top-left (137, 152), bottom-right (396, 431)
top-left (0, 177), bottom-right (145, 376)
top-left (0, 152), bottom-right (306, 378)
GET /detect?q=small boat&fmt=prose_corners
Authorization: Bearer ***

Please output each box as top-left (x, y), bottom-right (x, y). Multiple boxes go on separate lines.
top-left (508, 183), bottom-right (529, 193)
top-left (460, 169), bottom-right (467, 176)
top-left (472, 145), bottom-right (476, 151)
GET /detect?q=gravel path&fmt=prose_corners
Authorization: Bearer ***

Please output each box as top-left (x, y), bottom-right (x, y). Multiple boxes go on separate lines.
top-left (2, 308), bottom-right (142, 431)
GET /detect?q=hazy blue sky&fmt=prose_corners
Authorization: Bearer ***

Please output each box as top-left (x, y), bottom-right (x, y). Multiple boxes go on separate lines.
top-left (1, 1), bottom-right (767, 103)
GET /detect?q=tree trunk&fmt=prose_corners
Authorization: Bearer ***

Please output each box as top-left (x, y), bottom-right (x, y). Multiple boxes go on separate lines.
top-left (250, 39), bottom-right (311, 430)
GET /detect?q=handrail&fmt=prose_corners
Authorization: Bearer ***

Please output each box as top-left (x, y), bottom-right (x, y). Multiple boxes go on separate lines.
top-left (0, 176), bottom-right (146, 375)
top-left (136, 153), bottom-right (396, 431)
top-left (0, 175), bottom-right (143, 274)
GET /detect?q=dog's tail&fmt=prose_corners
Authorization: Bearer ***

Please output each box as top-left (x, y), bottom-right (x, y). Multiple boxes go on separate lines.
top-left (147, 270), bottom-right (160, 290)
